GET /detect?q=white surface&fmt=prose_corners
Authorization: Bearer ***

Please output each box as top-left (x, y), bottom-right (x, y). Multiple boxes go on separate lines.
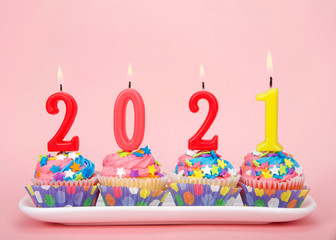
top-left (19, 193), bottom-right (316, 225)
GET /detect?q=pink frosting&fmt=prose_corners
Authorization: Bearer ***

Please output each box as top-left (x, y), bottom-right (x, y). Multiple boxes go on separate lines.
top-left (101, 153), bottom-right (162, 177)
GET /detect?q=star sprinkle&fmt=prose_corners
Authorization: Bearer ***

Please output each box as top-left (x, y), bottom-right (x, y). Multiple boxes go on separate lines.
top-left (119, 151), bottom-right (132, 157)
top-left (220, 168), bottom-right (227, 176)
top-left (211, 165), bottom-right (219, 175)
top-left (185, 159), bottom-right (192, 167)
top-left (202, 165), bottom-right (212, 175)
top-left (50, 165), bottom-right (60, 174)
top-left (70, 162), bottom-right (81, 172)
top-left (279, 164), bottom-right (287, 175)
top-left (148, 165), bottom-right (157, 176)
top-left (261, 171), bottom-right (273, 179)
top-left (74, 172), bottom-right (84, 181)
top-left (40, 156), bottom-right (48, 167)
top-left (116, 167), bottom-right (126, 178)
top-left (130, 169), bottom-right (140, 178)
top-left (284, 158), bottom-right (294, 168)
top-left (295, 166), bottom-right (303, 175)
top-left (269, 166), bottom-right (280, 175)
top-left (35, 171), bottom-right (41, 178)
top-left (141, 146), bottom-right (152, 155)
top-left (288, 168), bottom-right (295, 175)
top-left (193, 168), bottom-right (205, 178)
top-left (252, 159), bottom-right (260, 167)
top-left (155, 160), bottom-right (162, 166)
top-left (227, 168), bottom-right (237, 177)
top-left (64, 170), bottom-right (75, 179)
top-left (217, 159), bottom-right (227, 169)
top-left (156, 172), bottom-right (164, 178)
top-left (39, 155), bottom-right (46, 161)
top-left (54, 172), bottom-right (64, 181)
top-left (133, 151), bottom-right (144, 157)
top-left (67, 152), bottom-right (79, 159)
top-left (56, 154), bottom-right (66, 160)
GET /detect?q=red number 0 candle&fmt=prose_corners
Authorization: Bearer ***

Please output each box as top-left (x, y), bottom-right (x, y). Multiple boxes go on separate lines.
top-left (114, 88), bottom-right (145, 152)
top-left (188, 90), bottom-right (219, 150)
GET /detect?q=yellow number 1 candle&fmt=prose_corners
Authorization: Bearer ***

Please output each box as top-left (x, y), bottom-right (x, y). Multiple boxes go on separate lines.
top-left (256, 51), bottom-right (283, 152)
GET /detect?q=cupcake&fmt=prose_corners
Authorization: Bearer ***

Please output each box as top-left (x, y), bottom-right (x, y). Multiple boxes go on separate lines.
top-left (26, 152), bottom-right (99, 208)
top-left (98, 146), bottom-right (169, 206)
top-left (168, 150), bottom-right (241, 206)
top-left (239, 150), bottom-right (310, 208)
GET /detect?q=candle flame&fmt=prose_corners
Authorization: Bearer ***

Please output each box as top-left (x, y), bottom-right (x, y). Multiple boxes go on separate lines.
top-left (266, 50), bottom-right (273, 74)
top-left (128, 62), bottom-right (133, 77)
top-left (200, 64), bottom-right (205, 77)
top-left (57, 64), bottom-right (64, 85)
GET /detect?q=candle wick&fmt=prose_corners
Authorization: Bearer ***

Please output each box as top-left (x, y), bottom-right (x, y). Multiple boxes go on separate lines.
top-left (129, 81), bottom-right (132, 88)
top-left (202, 82), bottom-right (205, 90)
top-left (60, 84), bottom-right (63, 92)
top-left (269, 77), bottom-right (273, 88)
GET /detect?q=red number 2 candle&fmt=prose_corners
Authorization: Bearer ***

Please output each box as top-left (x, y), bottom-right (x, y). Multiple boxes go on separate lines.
top-left (46, 65), bottom-right (79, 152)
top-left (114, 63), bottom-right (145, 152)
top-left (188, 65), bottom-right (219, 150)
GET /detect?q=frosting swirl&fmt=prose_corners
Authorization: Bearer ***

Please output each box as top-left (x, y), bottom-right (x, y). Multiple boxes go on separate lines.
top-left (100, 146), bottom-right (163, 178)
top-left (240, 150), bottom-right (303, 182)
top-left (175, 150), bottom-right (237, 179)
top-left (34, 152), bottom-right (95, 182)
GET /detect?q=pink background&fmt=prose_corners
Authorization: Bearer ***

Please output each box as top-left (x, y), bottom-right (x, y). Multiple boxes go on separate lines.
top-left (1, 0), bottom-right (335, 239)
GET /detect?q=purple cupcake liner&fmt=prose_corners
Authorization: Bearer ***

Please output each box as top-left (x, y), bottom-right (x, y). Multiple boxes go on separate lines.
top-left (25, 185), bottom-right (99, 208)
top-left (239, 182), bottom-right (311, 208)
top-left (168, 183), bottom-right (241, 206)
top-left (98, 184), bottom-right (169, 206)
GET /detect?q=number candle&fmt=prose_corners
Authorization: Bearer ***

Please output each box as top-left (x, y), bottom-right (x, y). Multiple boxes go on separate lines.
top-left (47, 65), bottom-right (79, 152)
top-left (114, 63), bottom-right (145, 152)
top-left (188, 64), bottom-right (219, 151)
top-left (256, 51), bottom-right (283, 152)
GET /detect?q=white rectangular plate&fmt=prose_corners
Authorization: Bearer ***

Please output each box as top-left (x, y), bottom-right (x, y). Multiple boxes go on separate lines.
top-left (19, 193), bottom-right (316, 225)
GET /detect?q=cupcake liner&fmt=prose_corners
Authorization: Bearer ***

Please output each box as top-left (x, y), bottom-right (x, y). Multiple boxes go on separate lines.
top-left (239, 182), bottom-right (310, 208)
top-left (169, 171), bottom-right (240, 188)
top-left (168, 182), bottom-right (241, 206)
top-left (25, 185), bottom-right (99, 208)
top-left (98, 184), bottom-right (169, 206)
top-left (31, 173), bottom-right (98, 187)
top-left (97, 174), bottom-right (168, 191)
top-left (240, 174), bottom-right (305, 191)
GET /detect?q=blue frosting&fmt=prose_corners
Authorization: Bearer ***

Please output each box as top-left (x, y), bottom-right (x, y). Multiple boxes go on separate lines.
top-left (61, 155), bottom-right (95, 179)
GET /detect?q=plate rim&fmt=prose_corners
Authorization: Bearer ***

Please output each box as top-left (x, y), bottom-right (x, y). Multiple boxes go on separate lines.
top-left (18, 195), bottom-right (316, 225)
